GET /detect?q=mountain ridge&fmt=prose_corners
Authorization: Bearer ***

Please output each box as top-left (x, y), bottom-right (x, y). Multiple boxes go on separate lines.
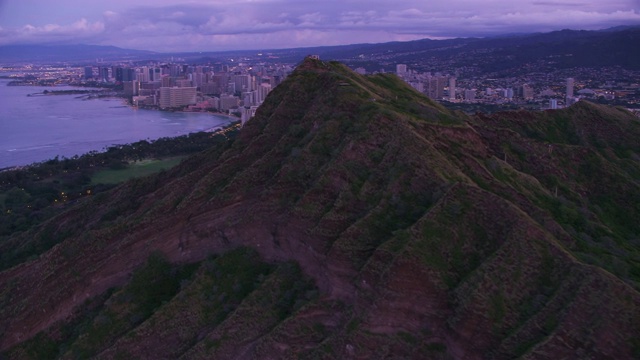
top-left (2, 26), bottom-right (639, 70)
top-left (1, 58), bottom-right (639, 358)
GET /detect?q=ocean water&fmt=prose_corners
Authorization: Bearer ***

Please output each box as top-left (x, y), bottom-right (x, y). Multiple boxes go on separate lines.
top-left (0, 79), bottom-right (233, 168)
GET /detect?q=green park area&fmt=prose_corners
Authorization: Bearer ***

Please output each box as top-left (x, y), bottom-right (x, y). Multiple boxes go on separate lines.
top-left (91, 157), bottom-right (185, 185)
top-left (0, 126), bottom-right (240, 261)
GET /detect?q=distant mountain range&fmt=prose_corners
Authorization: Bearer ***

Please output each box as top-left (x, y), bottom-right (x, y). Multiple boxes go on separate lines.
top-left (278, 26), bottom-right (640, 71)
top-left (1, 26), bottom-right (639, 70)
top-left (0, 44), bottom-right (156, 64)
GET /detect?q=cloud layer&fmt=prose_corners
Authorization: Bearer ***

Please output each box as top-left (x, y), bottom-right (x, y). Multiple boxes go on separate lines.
top-left (1, 0), bottom-right (639, 51)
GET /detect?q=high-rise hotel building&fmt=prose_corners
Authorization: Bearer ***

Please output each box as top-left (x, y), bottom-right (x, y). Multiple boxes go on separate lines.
top-left (159, 87), bottom-right (197, 109)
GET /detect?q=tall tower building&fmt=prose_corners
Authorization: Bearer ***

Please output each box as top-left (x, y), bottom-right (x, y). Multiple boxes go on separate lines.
top-left (521, 84), bottom-right (534, 100)
top-left (504, 88), bottom-right (514, 100)
top-left (193, 73), bottom-right (206, 88)
top-left (243, 92), bottom-right (255, 107)
top-left (113, 67), bottom-right (123, 82)
top-left (566, 78), bottom-right (574, 99)
top-left (256, 83), bottom-right (272, 104)
top-left (137, 67), bottom-right (149, 83)
top-left (449, 77), bottom-right (456, 101)
top-left (122, 68), bottom-right (136, 82)
top-left (123, 81), bottom-right (140, 97)
top-left (426, 76), bottom-right (447, 100)
top-left (231, 75), bottom-right (253, 93)
top-left (396, 64), bottom-right (407, 75)
top-left (98, 67), bottom-right (109, 82)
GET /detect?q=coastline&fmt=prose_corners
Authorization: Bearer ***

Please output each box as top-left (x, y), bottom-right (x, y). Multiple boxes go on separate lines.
top-left (37, 86), bottom-right (242, 125)
top-left (1, 82), bottom-right (241, 169)
top-left (132, 103), bottom-right (241, 121)
top-left (30, 86), bottom-right (242, 122)
top-left (0, 122), bottom-right (241, 173)
top-left (9, 78), bottom-right (244, 121)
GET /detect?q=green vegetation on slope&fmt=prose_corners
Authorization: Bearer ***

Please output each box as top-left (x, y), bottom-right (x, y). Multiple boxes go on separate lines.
top-left (474, 102), bottom-right (640, 288)
top-left (0, 126), bottom-right (239, 272)
top-left (5, 248), bottom-right (316, 360)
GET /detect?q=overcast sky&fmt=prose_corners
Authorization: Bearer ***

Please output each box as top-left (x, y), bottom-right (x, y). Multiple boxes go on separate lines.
top-left (0, 0), bottom-right (639, 52)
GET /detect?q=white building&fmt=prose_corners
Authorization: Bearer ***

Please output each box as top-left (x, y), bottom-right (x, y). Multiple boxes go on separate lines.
top-left (136, 68), bottom-right (149, 83)
top-left (255, 83), bottom-right (272, 104)
top-left (449, 77), bottom-right (456, 101)
top-left (243, 92), bottom-right (255, 107)
top-left (159, 87), bottom-right (197, 109)
top-left (566, 78), bottom-right (574, 98)
top-left (220, 94), bottom-right (239, 111)
top-left (504, 88), bottom-right (514, 100)
top-left (241, 106), bottom-right (259, 125)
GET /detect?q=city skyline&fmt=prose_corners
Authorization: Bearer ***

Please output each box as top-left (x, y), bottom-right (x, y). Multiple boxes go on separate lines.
top-left (0, 0), bottom-right (639, 52)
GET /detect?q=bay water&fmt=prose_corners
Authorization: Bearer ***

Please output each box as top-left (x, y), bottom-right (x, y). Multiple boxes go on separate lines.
top-left (0, 79), bottom-right (233, 168)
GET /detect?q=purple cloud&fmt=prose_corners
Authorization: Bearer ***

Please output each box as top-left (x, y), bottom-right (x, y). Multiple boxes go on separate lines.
top-left (0, 0), bottom-right (638, 51)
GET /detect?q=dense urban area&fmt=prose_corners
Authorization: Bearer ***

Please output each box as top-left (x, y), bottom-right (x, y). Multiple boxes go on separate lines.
top-left (2, 48), bottom-right (640, 121)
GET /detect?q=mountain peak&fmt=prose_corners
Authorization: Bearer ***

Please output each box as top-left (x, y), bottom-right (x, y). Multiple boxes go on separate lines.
top-left (1, 61), bottom-right (640, 359)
